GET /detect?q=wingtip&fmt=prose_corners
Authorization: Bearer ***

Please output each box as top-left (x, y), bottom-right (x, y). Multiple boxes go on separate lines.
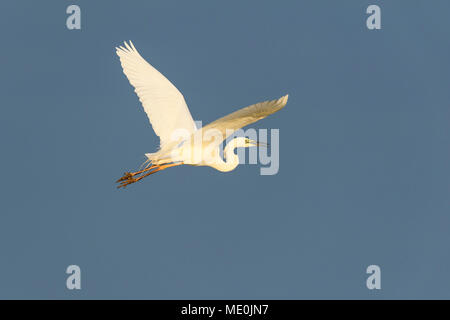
top-left (115, 40), bottom-right (137, 53)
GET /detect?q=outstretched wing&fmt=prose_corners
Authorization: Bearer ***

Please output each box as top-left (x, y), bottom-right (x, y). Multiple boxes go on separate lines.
top-left (116, 41), bottom-right (197, 148)
top-left (200, 95), bottom-right (288, 142)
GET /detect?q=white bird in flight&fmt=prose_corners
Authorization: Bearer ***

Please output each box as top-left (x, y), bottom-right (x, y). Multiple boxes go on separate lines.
top-left (115, 41), bottom-right (288, 188)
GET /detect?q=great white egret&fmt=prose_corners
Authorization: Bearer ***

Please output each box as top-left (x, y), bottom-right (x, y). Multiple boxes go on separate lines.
top-left (115, 41), bottom-right (288, 188)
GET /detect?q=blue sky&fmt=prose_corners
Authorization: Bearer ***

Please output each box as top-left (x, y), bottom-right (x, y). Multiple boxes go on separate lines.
top-left (0, 0), bottom-right (449, 298)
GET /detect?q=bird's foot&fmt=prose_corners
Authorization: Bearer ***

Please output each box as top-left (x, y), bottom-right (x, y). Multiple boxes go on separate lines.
top-left (116, 165), bottom-right (156, 183)
top-left (117, 177), bottom-right (138, 188)
top-left (116, 172), bottom-right (133, 182)
top-left (116, 165), bottom-right (158, 188)
top-left (115, 162), bottom-right (183, 189)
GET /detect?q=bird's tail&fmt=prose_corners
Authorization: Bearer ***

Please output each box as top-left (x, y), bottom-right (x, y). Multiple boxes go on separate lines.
top-left (144, 151), bottom-right (177, 166)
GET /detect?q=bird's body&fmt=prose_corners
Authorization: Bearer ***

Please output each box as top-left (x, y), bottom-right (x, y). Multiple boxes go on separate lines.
top-left (115, 41), bottom-right (288, 187)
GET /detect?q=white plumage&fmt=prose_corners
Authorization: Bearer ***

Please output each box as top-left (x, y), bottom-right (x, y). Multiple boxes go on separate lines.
top-left (116, 41), bottom-right (197, 148)
top-left (115, 41), bottom-right (288, 187)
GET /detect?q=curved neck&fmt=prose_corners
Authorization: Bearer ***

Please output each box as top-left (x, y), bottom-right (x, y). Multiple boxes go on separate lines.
top-left (214, 139), bottom-right (241, 172)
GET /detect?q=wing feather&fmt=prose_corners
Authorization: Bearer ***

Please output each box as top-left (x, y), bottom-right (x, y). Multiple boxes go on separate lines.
top-left (116, 41), bottom-right (196, 148)
top-left (200, 95), bottom-right (288, 142)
